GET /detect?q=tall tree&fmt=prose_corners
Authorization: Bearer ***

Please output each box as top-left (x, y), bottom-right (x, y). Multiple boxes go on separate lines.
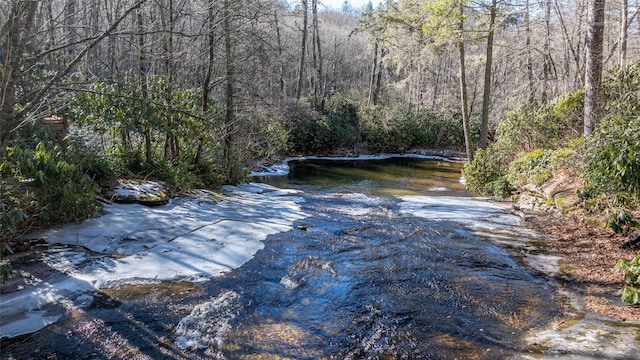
top-left (273, 9), bottom-right (285, 102)
top-left (161, 0), bottom-right (180, 163)
top-left (312, 0), bottom-right (324, 108)
top-left (479, 0), bottom-right (497, 149)
top-left (357, 2), bottom-right (385, 106)
top-left (296, 0), bottom-right (308, 100)
top-left (524, 0), bottom-right (535, 102)
top-left (137, 6), bottom-right (153, 163)
top-left (195, 0), bottom-right (218, 165)
top-left (583, 0), bottom-right (606, 135)
top-left (619, 0), bottom-right (628, 68)
top-left (541, 0), bottom-right (553, 102)
top-left (456, 1), bottom-right (473, 161)
top-left (223, 0), bottom-right (236, 181)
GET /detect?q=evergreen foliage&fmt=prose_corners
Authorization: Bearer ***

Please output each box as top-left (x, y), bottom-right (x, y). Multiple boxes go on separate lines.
top-left (507, 149), bottom-right (554, 188)
top-left (0, 202), bottom-right (26, 281)
top-left (69, 78), bottom-right (226, 188)
top-left (2, 126), bottom-right (103, 223)
top-left (580, 63), bottom-right (640, 234)
top-left (283, 96), bottom-right (469, 155)
top-left (615, 254), bottom-right (640, 305)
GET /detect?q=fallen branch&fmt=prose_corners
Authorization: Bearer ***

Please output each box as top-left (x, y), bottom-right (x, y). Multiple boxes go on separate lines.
top-left (619, 233), bottom-right (640, 249)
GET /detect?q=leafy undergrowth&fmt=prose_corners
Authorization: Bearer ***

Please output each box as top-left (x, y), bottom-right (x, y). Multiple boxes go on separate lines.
top-left (615, 254), bottom-right (640, 305)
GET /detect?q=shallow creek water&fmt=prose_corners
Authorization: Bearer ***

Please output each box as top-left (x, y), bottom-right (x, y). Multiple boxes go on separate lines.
top-left (2, 157), bottom-right (560, 359)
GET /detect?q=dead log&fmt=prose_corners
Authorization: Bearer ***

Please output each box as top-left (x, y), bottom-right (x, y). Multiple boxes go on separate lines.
top-left (619, 233), bottom-right (640, 249)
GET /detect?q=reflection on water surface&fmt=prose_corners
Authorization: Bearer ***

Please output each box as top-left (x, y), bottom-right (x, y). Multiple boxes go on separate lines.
top-left (253, 157), bottom-right (469, 196)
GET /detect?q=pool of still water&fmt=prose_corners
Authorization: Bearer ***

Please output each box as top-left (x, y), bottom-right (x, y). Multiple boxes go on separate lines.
top-left (253, 157), bottom-right (470, 197)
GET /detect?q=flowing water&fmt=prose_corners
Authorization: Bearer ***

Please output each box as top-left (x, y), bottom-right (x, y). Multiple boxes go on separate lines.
top-left (2, 157), bottom-right (560, 359)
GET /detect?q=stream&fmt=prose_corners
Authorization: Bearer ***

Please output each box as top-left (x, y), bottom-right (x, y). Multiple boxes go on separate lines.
top-left (1, 157), bottom-right (561, 359)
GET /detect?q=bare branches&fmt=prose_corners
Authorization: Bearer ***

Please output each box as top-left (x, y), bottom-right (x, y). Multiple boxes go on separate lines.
top-left (20, 0), bottom-right (149, 120)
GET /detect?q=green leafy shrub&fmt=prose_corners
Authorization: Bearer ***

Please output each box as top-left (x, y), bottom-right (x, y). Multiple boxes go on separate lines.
top-left (483, 176), bottom-right (513, 198)
top-left (583, 116), bottom-right (640, 198)
top-left (281, 102), bottom-right (332, 153)
top-left (282, 96), bottom-right (366, 154)
top-left (580, 114), bottom-right (640, 233)
top-left (0, 202), bottom-right (27, 282)
top-left (432, 109), bottom-right (469, 148)
top-left (463, 89), bottom-right (584, 197)
top-left (325, 95), bottom-right (359, 130)
top-left (603, 62), bottom-right (640, 118)
top-left (549, 146), bottom-right (580, 173)
top-left (497, 90), bottom-right (583, 153)
top-left (5, 132), bottom-right (101, 223)
top-left (462, 144), bottom-right (511, 196)
top-left (70, 78), bottom-right (229, 182)
top-left (247, 117), bottom-right (289, 159)
top-left (359, 106), bottom-right (467, 152)
top-left (508, 149), bottom-right (554, 187)
top-left (358, 106), bottom-right (401, 152)
top-left (581, 62), bottom-right (640, 203)
top-left (615, 253), bottom-right (640, 305)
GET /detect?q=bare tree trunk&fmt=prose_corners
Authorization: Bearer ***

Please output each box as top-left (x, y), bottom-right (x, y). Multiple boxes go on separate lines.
top-left (65, 0), bottom-right (77, 59)
top-left (374, 47), bottom-right (384, 106)
top-left (296, 0), bottom-right (308, 100)
top-left (619, 0), bottom-right (628, 68)
top-left (480, 0), bottom-right (496, 149)
top-left (541, 0), bottom-right (552, 102)
top-left (311, 0), bottom-right (318, 106)
top-left (368, 38), bottom-right (379, 106)
top-left (432, 55), bottom-right (442, 107)
top-left (554, 0), bottom-right (583, 89)
top-left (161, 0), bottom-right (180, 163)
top-left (583, 0), bottom-right (606, 135)
top-left (274, 10), bottom-right (285, 103)
top-left (457, 3), bottom-right (473, 162)
top-left (105, 0), bottom-right (117, 79)
top-left (524, 0), bottom-right (534, 102)
top-left (195, 0), bottom-right (217, 165)
top-left (87, 2), bottom-right (100, 75)
top-left (223, 0), bottom-right (236, 181)
top-left (331, 35), bottom-right (340, 94)
top-left (138, 7), bottom-right (153, 164)
top-left (313, 0), bottom-right (324, 109)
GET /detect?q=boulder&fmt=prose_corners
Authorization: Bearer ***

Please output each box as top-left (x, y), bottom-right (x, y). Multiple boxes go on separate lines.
top-left (538, 172), bottom-right (582, 210)
top-left (105, 180), bottom-right (171, 206)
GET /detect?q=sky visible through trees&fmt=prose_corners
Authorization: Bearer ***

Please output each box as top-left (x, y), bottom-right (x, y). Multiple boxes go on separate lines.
top-left (321, 0), bottom-right (383, 10)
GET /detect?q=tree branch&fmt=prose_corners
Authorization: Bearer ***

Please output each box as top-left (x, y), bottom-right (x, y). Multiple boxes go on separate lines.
top-left (17, 0), bottom-right (148, 121)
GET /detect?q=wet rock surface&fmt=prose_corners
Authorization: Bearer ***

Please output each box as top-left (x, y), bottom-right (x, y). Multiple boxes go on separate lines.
top-left (3, 192), bottom-right (563, 359)
top-left (2, 158), bottom-right (639, 359)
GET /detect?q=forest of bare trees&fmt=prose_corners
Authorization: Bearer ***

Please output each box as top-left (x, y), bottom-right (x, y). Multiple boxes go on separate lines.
top-left (2, 0), bottom-right (637, 162)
